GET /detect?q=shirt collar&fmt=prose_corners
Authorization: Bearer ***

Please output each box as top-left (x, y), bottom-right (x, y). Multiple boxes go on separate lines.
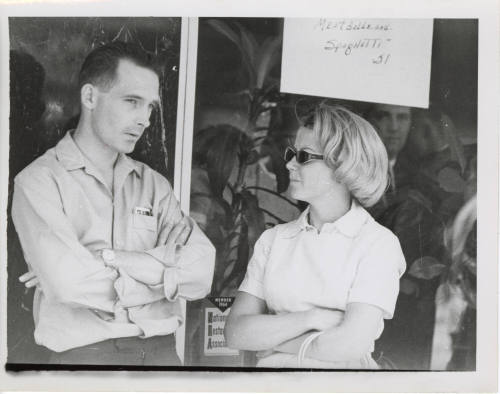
top-left (281, 200), bottom-right (370, 239)
top-left (55, 130), bottom-right (142, 177)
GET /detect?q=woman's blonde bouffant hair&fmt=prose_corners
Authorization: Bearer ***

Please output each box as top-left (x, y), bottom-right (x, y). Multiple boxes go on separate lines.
top-left (308, 103), bottom-right (389, 207)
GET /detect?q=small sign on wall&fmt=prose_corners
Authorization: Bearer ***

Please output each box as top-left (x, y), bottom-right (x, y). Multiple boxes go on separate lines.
top-left (280, 18), bottom-right (433, 108)
top-left (203, 297), bottom-right (239, 356)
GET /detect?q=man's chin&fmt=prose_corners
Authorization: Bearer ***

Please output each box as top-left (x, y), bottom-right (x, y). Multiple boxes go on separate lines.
top-left (118, 144), bottom-right (137, 154)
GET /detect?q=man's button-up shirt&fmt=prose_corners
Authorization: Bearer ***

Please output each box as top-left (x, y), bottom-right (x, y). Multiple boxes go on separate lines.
top-left (12, 131), bottom-right (215, 352)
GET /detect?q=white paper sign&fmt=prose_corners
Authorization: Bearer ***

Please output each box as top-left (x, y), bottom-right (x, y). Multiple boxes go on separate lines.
top-left (280, 18), bottom-right (433, 108)
top-left (204, 307), bottom-right (239, 356)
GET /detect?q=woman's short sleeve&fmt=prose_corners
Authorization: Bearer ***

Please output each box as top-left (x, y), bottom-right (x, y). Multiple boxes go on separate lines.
top-left (238, 228), bottom-right (276, 300)
top-left (347, 231), bottom-right (406, 319)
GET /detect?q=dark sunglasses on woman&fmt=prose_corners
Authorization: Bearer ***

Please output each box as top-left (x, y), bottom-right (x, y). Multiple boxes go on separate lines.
top-left (284, 146), bottom-right (324, 164)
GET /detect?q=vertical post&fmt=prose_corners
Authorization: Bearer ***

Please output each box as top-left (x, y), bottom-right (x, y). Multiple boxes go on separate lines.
top-left (173, 16), bottom-right (199, 365)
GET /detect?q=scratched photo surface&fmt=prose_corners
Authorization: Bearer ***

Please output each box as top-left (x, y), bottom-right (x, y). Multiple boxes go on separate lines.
top-left (6, 17), bottom-right (477, 371)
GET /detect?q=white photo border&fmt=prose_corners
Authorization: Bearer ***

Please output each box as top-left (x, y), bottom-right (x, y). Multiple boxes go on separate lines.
top-left (0, 0), bottom-right (497, 392)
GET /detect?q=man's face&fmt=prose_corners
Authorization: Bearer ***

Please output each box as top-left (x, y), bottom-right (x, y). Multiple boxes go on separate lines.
top-left (90, 59), bottom-right (160, 154)
top-left (369, 104), bottom-right (411, 160)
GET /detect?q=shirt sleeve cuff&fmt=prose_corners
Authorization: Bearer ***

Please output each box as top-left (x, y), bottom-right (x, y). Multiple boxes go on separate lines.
top-left (163, 266), bottom-right (180, 302)
top-left (346, 297), bottom-right (395, 319)
top-left (144, 243), bottom-right (178, 267)
top-left (127, 304), bottom-right (183, 338)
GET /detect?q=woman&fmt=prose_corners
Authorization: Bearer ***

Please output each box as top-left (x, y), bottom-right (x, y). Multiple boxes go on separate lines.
top-left (224, 104), bottom-right (406, 368)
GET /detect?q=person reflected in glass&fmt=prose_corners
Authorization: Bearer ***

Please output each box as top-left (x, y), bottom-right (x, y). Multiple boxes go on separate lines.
top-left (224, 104), bottom-right (406, 368)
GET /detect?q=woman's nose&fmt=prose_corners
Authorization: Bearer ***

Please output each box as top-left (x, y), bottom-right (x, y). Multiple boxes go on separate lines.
top-left (286, 156), bottom-right (298, 171)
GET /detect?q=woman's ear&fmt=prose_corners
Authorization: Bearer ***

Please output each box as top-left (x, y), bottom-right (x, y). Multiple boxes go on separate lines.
top-left (80, 83), bottom-right (98, 110)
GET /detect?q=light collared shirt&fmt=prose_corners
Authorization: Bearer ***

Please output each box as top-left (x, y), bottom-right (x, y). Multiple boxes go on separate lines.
top-left (12, 131), bottom-right (215, 352)
top-left (239, 200), bottom-right (406, 367)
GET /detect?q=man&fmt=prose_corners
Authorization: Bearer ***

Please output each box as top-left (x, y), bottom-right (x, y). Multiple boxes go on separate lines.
top-left (12, 41), bottom-right (215, 366)
top-left (366, 104), bottom-right (444, 369)
top-left (367, 103), bottom-right (414, 193)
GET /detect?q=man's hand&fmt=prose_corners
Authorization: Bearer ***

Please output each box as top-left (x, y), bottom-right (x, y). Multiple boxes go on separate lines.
top-left (165, 215), bottom-right (193, 248)
top-left (19, 271), bottom-right (40, 289)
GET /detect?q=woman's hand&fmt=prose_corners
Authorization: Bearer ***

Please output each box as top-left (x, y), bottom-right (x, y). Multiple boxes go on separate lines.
top-left (307, 308), bottom-right (345, 331)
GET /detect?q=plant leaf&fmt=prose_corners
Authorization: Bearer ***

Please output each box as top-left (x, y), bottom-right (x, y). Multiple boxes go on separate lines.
top-left (240, 189), bottom-right (266, 250)
top-left (408, 256), bottom-right (446, 279)
top-left (236, 22), bottom-right (258, 70)
top-left (206, 19), bottom-right (241, 48)
top-left (441, 114), bottom-right (466, 174)
top-left (221, 221), bottom-right (250, 292)
top-left (449, 194), bottom-right (477, 261)
top-left (400, 278), bottom-right (419, 296)
top-left (435, 281), bottom-right (452, 305)
top-left (256, 36), bottom-right (281, 89)
top-left (437, 167), bottom-right (466, 193)
top-left (212, 20), bottom-right (256, 88)
top-left (408, 189), bottom-right (433, 213)
top-left (460, 276), bottom-right (476, 309)
top-left (261, 136), bottom-right (289, 193)
top-left (246, 149), bottom-right (260, 165)
top-left (194, 124), bottom-right (248, 198)
top-left (434, 283), bottom-right (468, 331)
top-left (192, 127), bottom-right (220, 165)
top-left (463, 253), bottom-right (476, 276)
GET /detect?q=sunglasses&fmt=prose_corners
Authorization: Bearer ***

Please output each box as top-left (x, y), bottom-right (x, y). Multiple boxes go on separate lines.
top-left (284, 146), bottom-right (324, 164)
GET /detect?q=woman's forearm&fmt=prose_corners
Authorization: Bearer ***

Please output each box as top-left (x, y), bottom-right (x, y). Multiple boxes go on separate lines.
top-left (274, 304), bottom-right (382, 363)
top-left (225, 310), bottom-right (314, 351)
top-left (309, 325), bottom-right (374, 362)
top-left (274, 332), bottom-right (310, 354)
top-left (274, 325), bottom-right (373, 362)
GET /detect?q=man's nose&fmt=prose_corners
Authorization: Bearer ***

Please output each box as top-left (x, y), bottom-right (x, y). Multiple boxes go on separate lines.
top-left (388, 116), bottom-right (399, 133)
top-left (137, 107), bottom-right (151, 128)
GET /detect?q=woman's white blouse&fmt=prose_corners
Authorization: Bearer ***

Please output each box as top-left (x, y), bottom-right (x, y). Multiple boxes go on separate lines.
top-left (239, 199), bottom-right (406, 332)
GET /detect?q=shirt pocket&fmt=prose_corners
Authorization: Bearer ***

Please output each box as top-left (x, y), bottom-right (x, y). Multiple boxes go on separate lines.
top-left (132, 213), bottom-right (157, 232)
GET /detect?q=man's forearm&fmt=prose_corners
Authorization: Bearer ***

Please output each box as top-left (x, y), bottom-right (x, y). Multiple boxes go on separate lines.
top-left (113, 250), bottom-right (165, 285)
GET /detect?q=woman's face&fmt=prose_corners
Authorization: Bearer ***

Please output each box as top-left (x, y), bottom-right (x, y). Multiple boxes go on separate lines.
top-left (286, 127), bottom-right (347, 204)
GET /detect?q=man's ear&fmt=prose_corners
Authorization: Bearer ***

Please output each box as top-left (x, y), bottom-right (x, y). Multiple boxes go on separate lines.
top-left (81, 83), bottom-right (98, 110)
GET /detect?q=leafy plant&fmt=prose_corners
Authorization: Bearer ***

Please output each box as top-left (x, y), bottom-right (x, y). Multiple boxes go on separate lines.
top-left (191, 19), bottom-right (299, 295)
top-left (404, 115), bottom-right (477, 307)
top-left (391, 112), bottom-right (477, 369)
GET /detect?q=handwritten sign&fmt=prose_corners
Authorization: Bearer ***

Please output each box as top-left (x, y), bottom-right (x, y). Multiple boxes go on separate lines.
top-left (280, 18), bottom-right (433, 108)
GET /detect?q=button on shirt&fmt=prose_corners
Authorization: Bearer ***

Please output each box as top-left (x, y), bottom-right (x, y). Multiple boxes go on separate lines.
top-left (239, 201), bottom-right (406, 366)
top-left (12, 131), bottom-right (215, 352)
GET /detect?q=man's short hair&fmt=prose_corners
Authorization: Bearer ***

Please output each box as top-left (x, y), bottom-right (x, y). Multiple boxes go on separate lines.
top-left (305, 103), bottom-right (389, 208)
top-left (78, 41), bottom-right (160, 90)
